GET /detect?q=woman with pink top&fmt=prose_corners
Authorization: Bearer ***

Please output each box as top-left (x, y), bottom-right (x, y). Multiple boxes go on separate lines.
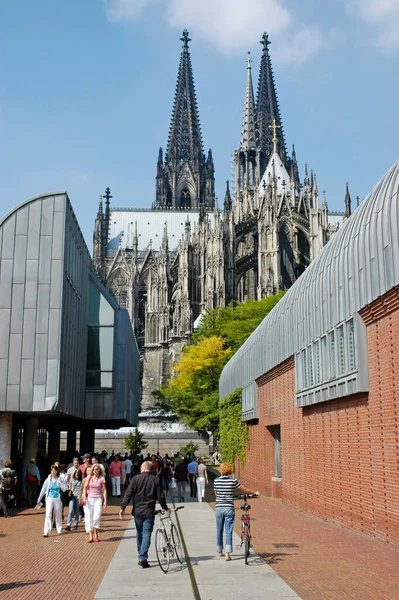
top-left (109, 455), bottom-right (123, 497)
top-left (81, 463), bottom-right (107, 543)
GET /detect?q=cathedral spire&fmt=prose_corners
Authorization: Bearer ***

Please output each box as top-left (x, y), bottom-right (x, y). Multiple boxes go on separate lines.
top-left (256, 33), bottom-right (287, 167)
top-left (156, 31), bottom-right (215, 210)
top-left (166, 29), bottom-right (204, 164)
top-left (240, 52), bottom-right (257, 150)
top-left (345, 182), bottom-right (352, 218)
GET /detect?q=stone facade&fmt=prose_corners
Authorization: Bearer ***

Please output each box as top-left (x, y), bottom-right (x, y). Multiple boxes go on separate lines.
top-left (93, 32), bottom-right (346, 410)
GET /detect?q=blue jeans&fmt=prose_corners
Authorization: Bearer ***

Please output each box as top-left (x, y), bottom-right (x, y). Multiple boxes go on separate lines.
top-left (216, 506), bottom-right (235, 553)
top-left (67, 496), bottom-right (80, 526)
top-left (134, 517), bottom-right (154, 561)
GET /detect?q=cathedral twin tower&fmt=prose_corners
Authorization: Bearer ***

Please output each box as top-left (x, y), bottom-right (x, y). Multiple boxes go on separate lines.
top-left (94, 30), bottom-right (335, 409)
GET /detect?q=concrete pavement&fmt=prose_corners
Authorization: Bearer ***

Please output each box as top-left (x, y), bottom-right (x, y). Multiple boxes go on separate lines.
top-left (94, 496), bottom-right (301, 600)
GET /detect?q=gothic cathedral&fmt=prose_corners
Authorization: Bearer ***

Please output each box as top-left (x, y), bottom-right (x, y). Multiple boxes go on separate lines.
top-left (93, 31), bottom-right (349, 410)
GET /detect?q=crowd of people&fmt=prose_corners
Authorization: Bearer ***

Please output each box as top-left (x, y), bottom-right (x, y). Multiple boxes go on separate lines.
top-left (1, 451), bottom-right (257, 563)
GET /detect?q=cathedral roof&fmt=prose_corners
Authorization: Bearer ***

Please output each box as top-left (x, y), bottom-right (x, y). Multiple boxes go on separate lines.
top-left (259, 150), bottom-right (291, 196)
top-left (107, 208), bottom-right (215, 252)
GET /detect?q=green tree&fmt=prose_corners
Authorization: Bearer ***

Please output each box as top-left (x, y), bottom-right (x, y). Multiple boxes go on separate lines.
top-left (180, 441), bottom-right (199, 458)
top-left (124, 428), bottom-right (148, 454)
top-left (158, 292), bottom-right (284, 447)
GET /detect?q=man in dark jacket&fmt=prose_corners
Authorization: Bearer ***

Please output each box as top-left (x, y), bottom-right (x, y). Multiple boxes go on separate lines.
top-left (119, 460), bottom-right (170, 568)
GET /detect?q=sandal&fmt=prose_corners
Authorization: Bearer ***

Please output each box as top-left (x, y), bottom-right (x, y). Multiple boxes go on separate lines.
top-left (88, 538), bottom-right (93, 543)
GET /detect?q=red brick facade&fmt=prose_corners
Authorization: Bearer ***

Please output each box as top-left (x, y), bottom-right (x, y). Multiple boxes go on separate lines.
top-left (236, 286), bottom-right (399, 547)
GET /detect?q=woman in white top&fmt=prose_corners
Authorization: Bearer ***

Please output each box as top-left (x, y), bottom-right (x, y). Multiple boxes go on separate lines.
top-left (195, 458), bottom-right (209, 502)
top-left (37, 464), bottom-right (67, 537)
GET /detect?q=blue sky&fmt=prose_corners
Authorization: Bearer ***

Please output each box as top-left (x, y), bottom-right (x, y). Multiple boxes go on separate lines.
top-left (0, 0), bottom-right (398, 249)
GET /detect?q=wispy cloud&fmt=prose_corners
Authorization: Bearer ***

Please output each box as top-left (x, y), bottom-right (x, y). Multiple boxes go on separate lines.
top-left (105, 0), bottom-right (328, 65)
top-left (105, 0), bottom-right (159, 22)
top-left (348, 0), bottom-right (399, 51)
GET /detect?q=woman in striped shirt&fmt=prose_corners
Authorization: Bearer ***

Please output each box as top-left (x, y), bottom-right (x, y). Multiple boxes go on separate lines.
top-left (213, 462), bottom-right (257, 561)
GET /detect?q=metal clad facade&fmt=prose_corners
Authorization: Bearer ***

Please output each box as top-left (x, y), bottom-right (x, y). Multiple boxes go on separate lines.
top-left (0, 192), bottom-right (140, 425)
top-left (220, 159), bottom-right (399, 403)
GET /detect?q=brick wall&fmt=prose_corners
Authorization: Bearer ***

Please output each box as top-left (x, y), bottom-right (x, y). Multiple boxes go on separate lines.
top-left (237, 286), bottom-right (399, 547)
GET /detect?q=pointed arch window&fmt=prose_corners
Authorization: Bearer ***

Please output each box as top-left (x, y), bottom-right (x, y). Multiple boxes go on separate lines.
top-left (180, 188), bottom-right (191, 209)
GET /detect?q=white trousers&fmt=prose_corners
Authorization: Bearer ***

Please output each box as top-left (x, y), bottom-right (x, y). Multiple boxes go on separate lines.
top-left (44, 496), bottom-right (62, 535)
top-left (85, 497), bottom-right (103, 532)
top-left (112, 476), bottom-right (121, 496)
top-left (196, 477), bottom-right (206, 502)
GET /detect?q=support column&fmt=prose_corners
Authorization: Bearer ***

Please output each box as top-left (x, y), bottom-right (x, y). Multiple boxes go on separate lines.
top-left (80, 424), bottom-right (95, 455)
top-left (0, 413), bottom-right (13, 465)
top-left (48, 422), bottom-right (61, 464)
top-left (66, 429), bottom-right (77, 460)
top-left (22, 417), bottom-right (38, 498)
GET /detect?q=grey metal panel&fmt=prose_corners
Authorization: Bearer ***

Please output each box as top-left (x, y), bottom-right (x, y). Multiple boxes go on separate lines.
top-left (0, 260), bottom-right (13, 308)
top-left (34, 334), bottom-right (48, 385)
top-left (27, 202), bottom-right (41, 259)
top-left (49, 260), bottom-right (62, 309)
top-left (1, 215), bottom-right (16, 260)
top-left (52, 211), bottom-right (65, 260)
top-left (48, 309), bottom-right (61, 360)
top-left (54, 195), bottom-right (66, 212)
top-left (0, 359), bottom-right (8, 409)
top-left (20, 359), bottom-right (34, 411)
top-left (45, 359), bottom-right (59, 405)
top-left (16, 206), bottom-right (29, 236)
top-left (8, 333), bottom-right (22, 386)
top-left (40, 196), bottom-right (54, 236)
top-left (6, 385), bottom-right (20, 411)
top-left (10, 284), bottom-right (25, 334)
top-left (38, 235), bottom-right (52, 284)
top-left (32, 384), bottom-right (45, 411)
top-left (220, 158), bottom-right (399, 400)
top-left (13, 236), bottom-right (27, 283)
top-left (85, 392), bottom-right (94, 420)
top-left (0, 309), bottom-right (10, 359)
top-left (36, 284), bottom-right (50, 334)
top-left (25, 259), bottom-right (39, 309)
top-left (22, 309), bottom-right (36, 359)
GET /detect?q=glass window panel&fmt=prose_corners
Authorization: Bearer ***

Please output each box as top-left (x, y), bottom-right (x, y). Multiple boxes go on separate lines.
top-left (321, 336), bottom-right (328, 381)
top-left (329, 331), bottom-right (336, 379)
top-left (308, 345), bottom-right (314, 387)
top-left (303, 349), bottom-right (308, 389)
top-left (87, 327), bottom-right (101, 371)
top-left (314, 340), bottom-right (321, 384)
top-left (337, 325), bottom-right (345, 376)
top-left (86, 371), bottom-right (101, 387)
top-left (88, 281), bottom-right (114, 326)
top-left (101, 372), bottom-right (113, 388)
top-left (296, 354), bottom-right (303, 391)
top-left (99, 327), bottom-right (114, 370)
top-left (347, 319), bottom-right (356, 371)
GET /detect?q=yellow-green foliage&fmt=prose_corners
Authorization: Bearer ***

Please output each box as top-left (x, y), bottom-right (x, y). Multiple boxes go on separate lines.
top-left (219, 389), bottom-right (249, 465)
top-left (157, 292), bottom-right (284, 438)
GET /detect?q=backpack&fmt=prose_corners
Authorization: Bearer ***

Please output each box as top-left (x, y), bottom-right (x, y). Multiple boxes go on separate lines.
top-left (1, 468), bottom-right (17, 491)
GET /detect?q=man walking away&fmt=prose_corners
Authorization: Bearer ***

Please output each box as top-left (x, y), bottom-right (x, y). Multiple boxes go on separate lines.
top-left (187, 456), bottom-right (198, 498)
top-left (119, 461), bottom-right (170, 568)
top-left (174, 457), bottom-right (188, 502)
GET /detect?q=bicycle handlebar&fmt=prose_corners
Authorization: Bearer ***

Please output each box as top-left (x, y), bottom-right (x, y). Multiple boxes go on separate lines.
top-left (154, 506), bottom-right (184, 515)
top-left (236, 493), bottom-right (259, 499)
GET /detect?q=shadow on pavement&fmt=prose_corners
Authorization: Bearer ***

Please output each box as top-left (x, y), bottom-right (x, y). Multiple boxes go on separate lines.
top-left (0, 581), bottom-right (45, 591)
top-left (259, 552), bottom-right (294, 565)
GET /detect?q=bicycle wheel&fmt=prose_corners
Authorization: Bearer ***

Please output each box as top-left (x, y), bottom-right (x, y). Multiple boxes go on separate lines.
top-left (170, 523), bottom-right (184, 564)
top-left (243, 523), bottom-right (250, 564)
top-left (155, 529), bottom-right (170, 573)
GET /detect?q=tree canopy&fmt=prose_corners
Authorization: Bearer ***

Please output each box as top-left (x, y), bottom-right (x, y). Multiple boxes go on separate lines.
top-left (155, 292), bottom-right (284, 437)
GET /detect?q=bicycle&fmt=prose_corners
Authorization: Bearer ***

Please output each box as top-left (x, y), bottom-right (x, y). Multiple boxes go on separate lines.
top-left (237, 493), bottom-right (257, 565)
top-left (154, 506), bottom-right (184, 573)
